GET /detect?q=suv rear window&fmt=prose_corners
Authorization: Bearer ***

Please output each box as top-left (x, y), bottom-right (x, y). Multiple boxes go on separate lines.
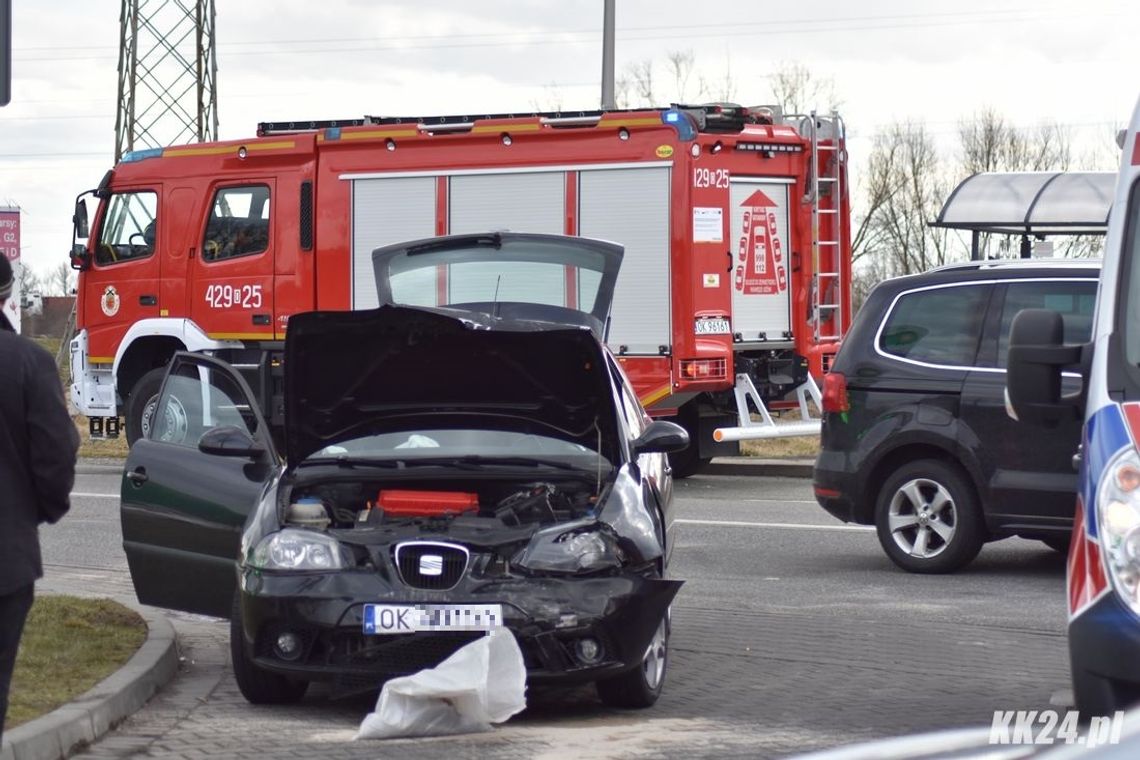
top-left (879, 285), bottom-right (988, 366)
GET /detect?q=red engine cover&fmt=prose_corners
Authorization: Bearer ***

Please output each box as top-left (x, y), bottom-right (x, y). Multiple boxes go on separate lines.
top-left (377, 489), bottom-right (479, 517)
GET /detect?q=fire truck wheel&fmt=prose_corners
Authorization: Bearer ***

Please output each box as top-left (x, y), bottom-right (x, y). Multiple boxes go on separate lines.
top-left (668, 445), bottom-right (706, 479)
top-left (666, 405), bottom-right (708, 479)
top-left (125, 367), bottom-right (168, 446)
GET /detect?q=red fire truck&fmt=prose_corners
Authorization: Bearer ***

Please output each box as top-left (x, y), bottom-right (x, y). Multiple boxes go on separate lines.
top-left (67, 104), bottom-right (851, 475)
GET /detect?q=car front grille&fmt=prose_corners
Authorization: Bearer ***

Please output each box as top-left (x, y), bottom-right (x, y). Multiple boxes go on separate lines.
top-left (394, 541), bottom-right (469, 590)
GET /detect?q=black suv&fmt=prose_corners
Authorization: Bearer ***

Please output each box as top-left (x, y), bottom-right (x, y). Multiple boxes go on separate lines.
top-left (813, 260), bottom-right (1099, 573)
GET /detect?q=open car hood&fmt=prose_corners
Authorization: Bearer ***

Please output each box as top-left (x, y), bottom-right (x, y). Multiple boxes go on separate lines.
top-left (283, 305), bottom-right (621, 466)
top-left (371, 232), bottom-right (623, 339)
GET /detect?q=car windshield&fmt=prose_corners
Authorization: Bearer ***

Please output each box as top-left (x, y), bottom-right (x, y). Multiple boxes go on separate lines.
top-left (306, 429), bottom-right (610, 467)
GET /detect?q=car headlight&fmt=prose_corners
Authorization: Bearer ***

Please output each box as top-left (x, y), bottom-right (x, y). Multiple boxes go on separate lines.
top-left (249, 529), bottom-right (348, 571)
top-left (1096, 447), bottom-right (1140, 613)
top-left (514, 519), bottom-right (624, 574)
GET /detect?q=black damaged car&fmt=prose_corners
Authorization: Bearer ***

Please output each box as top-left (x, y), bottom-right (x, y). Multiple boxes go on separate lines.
top-left (119, 233), bottom-right (687, 709)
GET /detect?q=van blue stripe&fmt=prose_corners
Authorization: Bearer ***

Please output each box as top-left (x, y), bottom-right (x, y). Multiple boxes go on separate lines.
top-left (1082, 403), bottom-right (1132, 539)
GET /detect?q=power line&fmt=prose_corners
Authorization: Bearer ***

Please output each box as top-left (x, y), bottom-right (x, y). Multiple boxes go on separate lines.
top-left (13, 7), bottom-right (1114, 63)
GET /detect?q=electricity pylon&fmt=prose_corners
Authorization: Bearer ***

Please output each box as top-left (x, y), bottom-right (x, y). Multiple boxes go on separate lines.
top-left (115, 0), bottom-right (218, 162)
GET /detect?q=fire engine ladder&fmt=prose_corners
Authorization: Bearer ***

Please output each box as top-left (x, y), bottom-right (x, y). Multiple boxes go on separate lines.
top-left (806, 110), bottom-right (845, 344)
top-left (712, 111), bottom-right (844, 443)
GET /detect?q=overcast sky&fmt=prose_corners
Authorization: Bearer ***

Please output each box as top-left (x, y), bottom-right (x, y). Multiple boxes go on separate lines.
top-left (3, 0), bottom-right (1137, 278)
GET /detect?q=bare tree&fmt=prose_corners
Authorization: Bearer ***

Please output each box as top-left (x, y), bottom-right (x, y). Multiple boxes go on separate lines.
top-left (856, 123), bottom-right (951, 278)
top-left (531, 83), bottom-right (566, 113)
top-left (957, 109), bottom-right (1086, 258)
top-left (47, 261), bottom-right (76, 297)
top-left (17, 263), bottom-right (43, 296)
top-left (958, 108), bottom-right (1073, 175)
top-left (769, 61), bottom-right (841, 115)
top-left (851, 133), bottom-right (900, 264)
top-left (619, 59), bottom-right (656, 107)
top-left (698, 51), bottom-right (736, 103)
top-left (665, 49), bottom-right (699, 103)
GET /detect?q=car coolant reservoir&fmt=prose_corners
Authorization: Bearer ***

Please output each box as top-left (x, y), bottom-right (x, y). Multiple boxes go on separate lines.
top-left (286, 496), bottom-right (331, 529)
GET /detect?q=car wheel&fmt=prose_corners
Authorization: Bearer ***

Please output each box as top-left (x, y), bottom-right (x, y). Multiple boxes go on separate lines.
top-left (596, 609), bottom-right (669, 709)
top-left (1041, 535), bottom-right (1071, 554)
top-left (1073, 666), bottom-right (1124, 715)
top-left (125, 367), bottom-right (167, 446)
top-left (230, 596), bottom-right (308, 705)
top-left (874, 459), bottom-right (983, 574)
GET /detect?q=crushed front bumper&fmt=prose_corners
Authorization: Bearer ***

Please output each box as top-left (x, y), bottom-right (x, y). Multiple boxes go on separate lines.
top-left (238, 568), bottom-right (682, 695)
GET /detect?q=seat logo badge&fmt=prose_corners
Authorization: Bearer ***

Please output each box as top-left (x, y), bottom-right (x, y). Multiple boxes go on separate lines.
top-left (419, 555), bottom-right (443, 576)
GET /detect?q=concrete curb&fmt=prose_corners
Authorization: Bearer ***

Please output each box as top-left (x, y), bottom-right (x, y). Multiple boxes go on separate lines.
top-left (705, 456), bottom-right (814, 479)
top-left (0, 604), bottom-right (178, 760)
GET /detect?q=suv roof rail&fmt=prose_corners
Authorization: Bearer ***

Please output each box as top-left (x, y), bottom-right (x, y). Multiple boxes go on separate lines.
top-left (930, 257), bottom-right (1101, 273)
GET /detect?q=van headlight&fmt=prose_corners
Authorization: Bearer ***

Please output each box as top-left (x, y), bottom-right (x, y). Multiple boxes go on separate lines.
top-left (249, 529), bottom-right (348, 571)
top-left (1096, 448), bottom-right (1140, 613)
top-left (513, 519), bottom-right (624, 574)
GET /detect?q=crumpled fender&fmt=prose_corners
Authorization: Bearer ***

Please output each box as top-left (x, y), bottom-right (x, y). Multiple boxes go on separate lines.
top-left (598, 464), bottom-right (664, 564)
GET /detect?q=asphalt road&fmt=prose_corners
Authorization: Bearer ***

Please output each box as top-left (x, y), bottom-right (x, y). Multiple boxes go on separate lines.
top-left (40, 468), bottom-right (1071, 759)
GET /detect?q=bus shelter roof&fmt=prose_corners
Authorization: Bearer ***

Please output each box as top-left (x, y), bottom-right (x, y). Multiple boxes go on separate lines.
top-left (931, 171), bottom-right (1115, 236)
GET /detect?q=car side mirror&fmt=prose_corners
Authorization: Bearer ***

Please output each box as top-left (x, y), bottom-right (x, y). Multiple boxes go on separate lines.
top-left (198, 425), bottom-right (265, 459)
top-left (632, 420), bottom-right (690, 456)
top-left (1006, 308), bottom-right (1085, 428)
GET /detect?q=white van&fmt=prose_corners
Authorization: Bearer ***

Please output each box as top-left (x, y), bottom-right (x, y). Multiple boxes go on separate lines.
top-left (1007, 95), bottom-right (1140, 715)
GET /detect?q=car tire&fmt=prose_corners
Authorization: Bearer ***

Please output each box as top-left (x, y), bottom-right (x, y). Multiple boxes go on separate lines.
top-left (1041, 535), bottom-right (1071, 554)
top-left (125, 367), bottom-right (167, 446)
top-left (596, 610), bottom-right (670, 709)
top-left (1072, 666), bottom-right (1122, 716)
top-left (230, 596), bottom-right (308, 705)
top-left (874, 459), bottom-right (983, 574)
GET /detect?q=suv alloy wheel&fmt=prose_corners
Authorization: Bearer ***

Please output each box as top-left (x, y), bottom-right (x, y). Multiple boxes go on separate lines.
top-left (874, 459), bottom-right (984, 574)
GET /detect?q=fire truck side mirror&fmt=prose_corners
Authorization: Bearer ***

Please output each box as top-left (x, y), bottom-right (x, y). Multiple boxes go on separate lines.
top-left (70, 243), bottom-right (90, 271)
top-left (73, 199), bottom-right (89, 239)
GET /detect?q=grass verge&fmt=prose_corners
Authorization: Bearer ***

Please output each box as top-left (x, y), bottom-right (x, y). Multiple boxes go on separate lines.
top-left (740, 436), bottom-right (820, 459)
top-left (6, 596), bottom-right (147, 730)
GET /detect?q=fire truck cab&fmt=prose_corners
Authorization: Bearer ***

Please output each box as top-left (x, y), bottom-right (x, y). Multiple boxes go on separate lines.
top-left (68, 104), bottom-right (851, 474)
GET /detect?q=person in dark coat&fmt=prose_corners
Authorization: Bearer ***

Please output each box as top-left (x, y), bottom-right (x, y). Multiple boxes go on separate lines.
top-left (0, 255), bottom-right (79, 744)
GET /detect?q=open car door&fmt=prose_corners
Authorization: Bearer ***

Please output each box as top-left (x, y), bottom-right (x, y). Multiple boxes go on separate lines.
top-left (371, 232), bottom-right (623, 339)
top-left (120, 352), bottom-right (278, 619)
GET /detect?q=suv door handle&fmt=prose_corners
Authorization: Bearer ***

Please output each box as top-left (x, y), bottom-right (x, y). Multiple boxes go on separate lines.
top-left (126, 468), bottom-right (148, 486)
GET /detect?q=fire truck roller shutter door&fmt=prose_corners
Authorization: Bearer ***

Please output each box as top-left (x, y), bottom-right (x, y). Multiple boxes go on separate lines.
top-left (728, 178), bottom-right (793, 342)
top-left (448, 172), bottom-right (566, 307)
top-left (351, 177), bottom-right (436, 309)
top-left (579, 167), bottom-right (671, 355)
